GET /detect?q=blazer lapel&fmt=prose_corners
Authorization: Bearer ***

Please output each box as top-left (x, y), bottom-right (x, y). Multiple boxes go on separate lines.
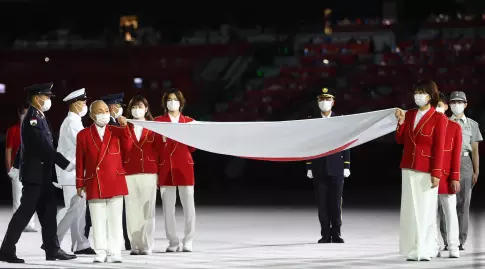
top-left (89, 124), bottom-right (102, 151)
top-left (97, 125), bottom-right (112, 165)
top-left (413, 107), bottom-right (435, 137)
top-left (139, 128), bottom-right (149, 147)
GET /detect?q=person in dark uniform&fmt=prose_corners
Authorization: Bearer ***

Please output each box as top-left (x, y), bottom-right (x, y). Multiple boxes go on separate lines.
top-left (305, 88), bottom-right (351, 244)
top-left (0, 83), bottom-right (77, 263)
top-left (100, 93), bottom-right (131, 250)
top-left (101, 93), bottom-right (125, 126)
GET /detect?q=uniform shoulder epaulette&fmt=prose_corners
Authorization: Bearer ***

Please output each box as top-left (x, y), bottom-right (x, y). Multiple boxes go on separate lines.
top-left (468, 117), bottom-right (479, 125)
top-left (185, 116), bottom-right (193, 121)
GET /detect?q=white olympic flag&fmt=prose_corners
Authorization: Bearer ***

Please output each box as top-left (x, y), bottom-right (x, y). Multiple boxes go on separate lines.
top-left (128, 108), bottom-right (398, 161)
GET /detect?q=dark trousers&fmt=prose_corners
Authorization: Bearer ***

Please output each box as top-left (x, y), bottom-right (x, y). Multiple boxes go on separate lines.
top-left (84, 200), bottom-right (91, 238)
top-left (1, 182), bottom-right (59, 254)
top-left (313, 174), bottom-right (344, 239)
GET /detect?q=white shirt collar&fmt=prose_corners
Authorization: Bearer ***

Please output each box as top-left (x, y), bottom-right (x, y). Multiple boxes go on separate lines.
top-left (68, 111), bottom-right (81, 119)
top-left (169, 113), bottom-right (180, 123)
top-left (417, 107), bottom-right (430, 115)
top-left (95, 124), bottom-right (106, 138)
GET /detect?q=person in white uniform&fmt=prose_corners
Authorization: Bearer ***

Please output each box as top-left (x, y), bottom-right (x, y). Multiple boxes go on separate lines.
top-left (55, 88), bottom-right (95, 255)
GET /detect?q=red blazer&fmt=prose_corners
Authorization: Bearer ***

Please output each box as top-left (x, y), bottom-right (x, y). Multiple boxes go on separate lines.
top-left (122, 123), bottom-right (158, 175)
top-left (395, 107), bottom-right (447, 178)
top-left (6, 123), bottom-right (21, 162)
top-left (439, 120), bottom-right (462, 194)
top-left (154, 114), bottom-right (196, 186)
top-left (76, 124), bottom-right (130, 200)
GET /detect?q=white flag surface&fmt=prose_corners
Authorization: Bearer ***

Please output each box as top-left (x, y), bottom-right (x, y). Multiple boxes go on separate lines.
top-left (128, 108), bottom-right (397, 161)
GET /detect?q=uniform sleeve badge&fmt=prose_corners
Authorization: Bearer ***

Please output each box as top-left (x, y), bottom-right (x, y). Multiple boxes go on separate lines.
top-left (30, 118), bottom-right (38, 126)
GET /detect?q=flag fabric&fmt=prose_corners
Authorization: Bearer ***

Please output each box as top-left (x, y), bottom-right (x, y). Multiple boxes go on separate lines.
top-left (128, 108), bottom-right (398, 161)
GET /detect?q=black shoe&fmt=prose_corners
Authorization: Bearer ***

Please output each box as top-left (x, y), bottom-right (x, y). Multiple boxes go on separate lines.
top-left (459, 245), bottom-right (465, 251)
top-left (443, 245), bottom-right (449, 251)
top-left (331, 236), bottom-right (345, 243)
top-left (318, 237), bottom-right (331, 243)
top-left (125, 243), bottom-right (131, 251)
top-left (74, 247), bottom-right (96, 255)
top-left (46, 249), bottom-right (77, 261)
top-left (0, 251), bottom-right (24, 263)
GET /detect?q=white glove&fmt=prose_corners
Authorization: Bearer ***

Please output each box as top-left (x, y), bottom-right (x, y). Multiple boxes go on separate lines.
top-left (307, 170), bottom-right (313, 179)
top-left (344, 168), bottom-right (351, 178)
top-left (52, 182), bottom-right (62, 189)
top-left (8, 168), bottom-right (19, 180)
top-left (65, 162), bottom-right (75, 172)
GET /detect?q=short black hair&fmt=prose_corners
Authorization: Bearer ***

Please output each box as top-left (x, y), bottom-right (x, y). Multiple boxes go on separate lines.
top-left (18, 103), bottom-right (29, 114)
top-left (438, 92), bottom-right (448, 104)
top-left (413, 79), bottom-right (440, 107)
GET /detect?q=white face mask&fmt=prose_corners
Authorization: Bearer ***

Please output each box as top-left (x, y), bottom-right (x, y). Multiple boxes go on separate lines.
top-left (435, 106), bottom-right (445, 114)
top-left (95, 113), bottom-right (110, 127)
top-left (38, 97), bottom-right (52, 112)
top-left (114, 107), bottom-right (123, 118)
top-left (131, 108), bottom-right (146, 119)
top-left (414, 94), bottom-right (429, 107)
top-left (450, 103), bottom-right (465, 116)
top-left (167, 100), bottom-right (180, 112)
top-left (77, 104), bottom-right (88, 117)
top-left (318, 100), bottom-right (333, 112)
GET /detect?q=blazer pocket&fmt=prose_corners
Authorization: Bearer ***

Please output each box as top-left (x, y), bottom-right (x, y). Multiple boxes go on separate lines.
top-left (420, 126), bottom-right (435, 137)
top-left (147, 156), bottom-right (157, 162)
top-left (116, 170), bottom-right (126, 175)
top-left (159, 160), bottom-right (166, 166)
top-left (85, 174), bottom-right (94, 180)
top-left (420, 149), bottom-right (434, 158)
top-left (146, 134), bottom-right (155, 143)
top-left (188, 159), bottom-right (194, 165)
top-left (123, 157), bottom-right (130, 164)
top-left (108, 140), bottom-right (121, 154)
top-left (443, 170), bottom-right (450, 175)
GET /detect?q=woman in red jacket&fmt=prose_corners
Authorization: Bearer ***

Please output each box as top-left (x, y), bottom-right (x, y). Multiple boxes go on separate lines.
top-left (395, 79), bottom-right (447, 262)
top-left (154, 88), bottom-right (196, 253)
top-left (123, 95), bottom-right (158, 255)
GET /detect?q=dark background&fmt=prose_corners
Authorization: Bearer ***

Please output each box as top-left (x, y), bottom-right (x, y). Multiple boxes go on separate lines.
top-left (0, 0), bottom-right (484, 211)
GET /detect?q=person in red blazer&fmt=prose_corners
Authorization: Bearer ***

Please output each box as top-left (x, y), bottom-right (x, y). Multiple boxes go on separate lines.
top-left (433, 92), bottom-right (462, 258)
top-left (154, 88), bottom-right (196, 253)
top-left (75, 100), bottom-right (130, 263)
top-left (122, 95), bottom-right (158, 255)
top-left (395, 80), bottom-right (447, 262)
top-left (5, 104), bottom-right (37, 232)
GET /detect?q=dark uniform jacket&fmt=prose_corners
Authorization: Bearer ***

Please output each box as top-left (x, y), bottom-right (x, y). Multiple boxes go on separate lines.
top-left (305, 111), bottom-right (350, 177)
top-left (13, 106), bottom-right (70, 185)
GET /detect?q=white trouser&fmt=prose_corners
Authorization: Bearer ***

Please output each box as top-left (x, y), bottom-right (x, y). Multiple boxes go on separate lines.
top-left (57, 186), bottom-right (91, 251)
top-left (436, 194), bottom-right (460, 252)
top-left (400, 169), bottom-right (438, 260)
top-left (125, 174), bottom-right (157, 251)
top-left (11, 177), bottom-right (36, 229)
top-left (160, 186), bottom-right (196, 247)
top-left (88, 196), bottom-right (123, 258)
